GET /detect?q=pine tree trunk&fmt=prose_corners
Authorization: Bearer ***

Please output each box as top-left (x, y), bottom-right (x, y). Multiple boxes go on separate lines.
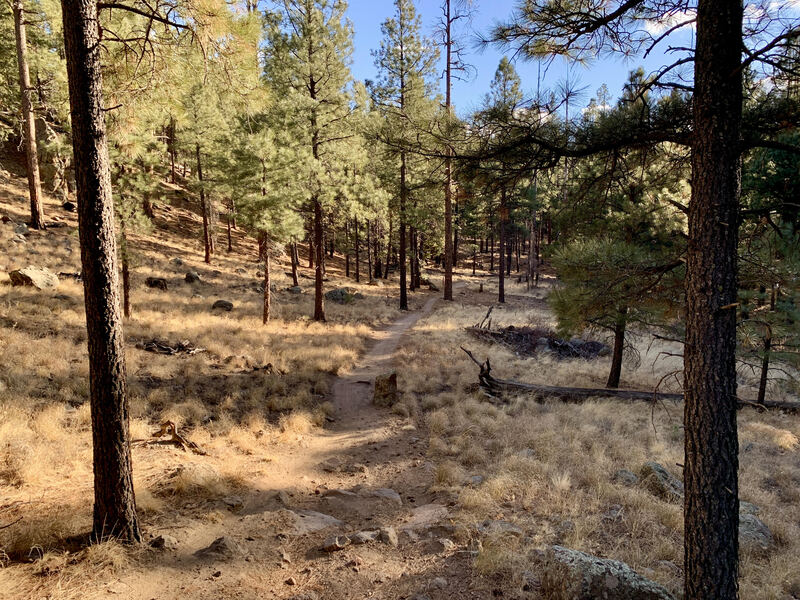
top-left (226, 210), bottom-right (233, 252)
top-left (606, 308), bottom-right (627, 388)
top-left (472, 249), bottom-right (476, 275)
top-left (367, 219), bottom-right (373, 283)
top-left (345, 221), bottom-right (350, 277)
top-left (290, 241), bottom-right (299, 286)
top-left (259, 231), bottom-right (271, 324)
top-left (354, 218), bottom-right (360, 283)
top-left (385, 212), bottom-right (392, 280)
top-left (195, 145), bottom-right (211, 264)
top-left (490, 232), bottom-right (495, 272)
top-left (313, 199), bottom-right (325, 321)
top-left (168, 116), bottom-right (176, 183)
top-left (683, 1), bottom-right (743, 597)
top-left (13, 0), bottom-right (44, 229)
top-left (61, 0), bottom-right (140, 543)
top-left (757, 333), bottom-right (771, 406)
top-left (498, 189), bottom-right (507, 303)
top-left (399, 152), bottom-right (408, 309)
top-left (121, 229), bottom-right (130, 319)
top-left (442, 0), bottom-right (454, 301)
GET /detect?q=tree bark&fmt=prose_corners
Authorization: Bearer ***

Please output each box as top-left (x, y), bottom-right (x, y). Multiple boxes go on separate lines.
top-left (121, 228), bottom-right (130, 319)
top-left (367, 218), bottom-right (373, 283)
top-left (313, 199), bottom-right (325, 321)
top-left (498, 188), bottom-right (507, 303)
top-left (399, 151), bottom-right (409, 310)
top-left (442, 0), bottom-right (454, 301)
top-left (195, 144), bottom-right (211, 264)
top-left (13, 0), bottom-right (45, 229)
top-left (290, 241), bottom-right (299, 287)
top-left (259, 231), bottom-right (271, 324)
top-left (61, 0), bottom-right (140, 543)
top-left (757, 332), bottom-right (771, 406)
top-left (606, 307), bottom-right (627, 388)
top-left (354, 218), bottom-right (360, 283)
top-left (683, 1), bottom-right (743, 597)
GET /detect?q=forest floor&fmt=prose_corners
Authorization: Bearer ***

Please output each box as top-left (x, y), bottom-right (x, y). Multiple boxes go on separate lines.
top-left (1, 162), bottom-right (800, 600)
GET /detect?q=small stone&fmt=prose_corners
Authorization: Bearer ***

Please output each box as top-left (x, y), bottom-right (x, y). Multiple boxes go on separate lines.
top-left (373, 372), bottom-right (398, 407)
top-left (145, 277), bottom-right (168, 291)
top-left (364, 488), bottom-right (402, 505)
top-left (280, 550), bottom-right (291, 563)
top-left (149, 534), bottom-right (179, 550)
top-left (321, 535), bottom-right (351, 552)
top-left (639, 462), bottom-right (683, 502)
top-left (467, 474), bottom-right (484, 486)
top-left (13, 223), bottom-right (28, 235)
top-left (171, 257), bottom-right (184, 267)
top-left (62, 201), bottom-right (76, 212)
top-left (350, 530), bottom-right (380, 545)
top-left (430, 577), bottom-right (448, 590)
top-left (477, 519), bottom-right (523, 537)
top-left (222, 496), bottom-right (244, 511)
top-left (212, 299), bottom-right (234, 311)
top-left (287, 285), bottom-right (303, 294)
top-left (185, 270), bottom-right (200, 283)
top-left (601, 504), bottom-right (624, 523)
top-left (379, 526), bottom-right (398, 547)
top-left (276, 490), bottom-right (292, 506)
top-left (285, 577), bottom-right (297, 586)
top-left (613, 469), bottom-right (639, 487)
top-left (212, 570), bottom-right (222, 578)
top-left (194, 536), bottom-right (243, 560)
top-left (517, 448), bottom-right (536, 459)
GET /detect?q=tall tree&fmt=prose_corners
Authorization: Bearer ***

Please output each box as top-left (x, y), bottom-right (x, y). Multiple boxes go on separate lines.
top-left (12, 0), bottom-right (44, 228)
top-left (373, 0), bottom-right (439, 310)
top-left (436, 0), bottom-right (472, 301)
top-left (487, 1), bottom-right (800, 596)
top-left (265, 0), bottom-right (356, 321)
top-left (60, 0), bottom-right (139, 543)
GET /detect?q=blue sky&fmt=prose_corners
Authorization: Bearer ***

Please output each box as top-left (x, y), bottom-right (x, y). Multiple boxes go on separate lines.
top-left (346, 0), bottom-right (693, 116)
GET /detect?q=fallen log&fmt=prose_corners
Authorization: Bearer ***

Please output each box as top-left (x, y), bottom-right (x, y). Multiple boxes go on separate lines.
top-left (460, 347), bottom-right (800, 413)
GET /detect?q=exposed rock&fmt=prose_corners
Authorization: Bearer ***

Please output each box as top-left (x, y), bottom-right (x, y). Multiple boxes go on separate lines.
top-left (379, 526), bottom-right (398, 547)
top-left (540, 545), bottom-right (675, 600)
top-left (62, 201), bottom-right (76, 212)
top-left (285, 577), bottom-right (297, 586)
top-left (11, 234), bottom-right (26, 244)
top-left (145, 277), bottom-right (168, 291)
top-left (363, 488), bottom-right (402, 506)
top-left (325, 287), bottom-right (364, 304)
top-left (150, 534), bottom-right (179, 550)
top-left (171, 257), bottom-right (184, 267)
top-left (285, 509), bottom-right (344, 535)
top-left (321, 535), bottom-right (350, 552)
top-left (517, 448), bottom-right (536, 459)
top-left (739, 513), bottom-right (774, 553)
top-left (467, 475), bottom-right (485, 486)
top-left (373, 372), bottom-right (398, 407)
top-left (350, 530), bottom-right (380, 545)
top-left (276, 490), bottom-right (292, 507)
top-left (639, 462), bottom-right (683, 503)
top-left (601, 505), bottom-right (624, 523)
top-left (193, 536), bottom-right (243, 560)
top-left (222, 496), bottom-right (244, 512)
top-left (401, 504), bottom-right (450, 532)
top-left (426, 537), bottom-right (456, 553)
top-left (430, 577), bottom-right (448, 590)
top-left (739, 500), bottom-right (760, 515)
top-left (287, 285), bottom-right (303, 294)
top-left (323, 488), bottom-right (358, 499)
top-left (9, 266), bottom-right (59, 290)
top-left (212, 299), bottom-right (234, 311)
top-left (185, 270), bottom-right (200, 283)
top-left (476, 519), bottom-right (523, 537)
top-left (612, 469), bottom-right (639, 487)
top-left (13, 223), bottom-right (28, 236)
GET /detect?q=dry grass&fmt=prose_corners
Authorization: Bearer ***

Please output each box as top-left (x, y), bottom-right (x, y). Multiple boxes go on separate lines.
top-left (0, 173), bottom-right (404, 594)
top-left (398, 285), bottom-right (800, 599)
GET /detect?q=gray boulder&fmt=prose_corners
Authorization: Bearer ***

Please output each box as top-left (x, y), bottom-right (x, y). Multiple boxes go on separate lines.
top-left (9, 266), bottom-right (59, 289)
top-left (639, 462), bottom-right (684, 503)
top-left (287, 285), bottom-right (303, 294)
top-left (739, 513), bottom-right (774, 554)
top-left (150, 534), bottom-right (179, 550)
top-left (373, 372), bottom-right (398, 407)
top-left (612, 469), bottom-right (639, 487)
top-left (185, 270), bottom-right (200, 283)
top-left (325, 287), bottom-right (363, 304)
top-left (540, 546), bottom-right (675, 600)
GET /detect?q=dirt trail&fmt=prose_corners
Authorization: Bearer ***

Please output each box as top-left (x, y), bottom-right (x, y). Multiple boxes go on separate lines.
top-left (117, 290), bottom-right (477, 600)
top-left (331, 294), bottom-right (439, 422)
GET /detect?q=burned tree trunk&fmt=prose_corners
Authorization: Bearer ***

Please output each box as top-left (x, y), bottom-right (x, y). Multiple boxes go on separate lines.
top-left (61, 0), bottom-right (140, 543)
top-left (290, 241), bottom-right (299, 287)
top-left (606, 307), bottom-right (627, 389)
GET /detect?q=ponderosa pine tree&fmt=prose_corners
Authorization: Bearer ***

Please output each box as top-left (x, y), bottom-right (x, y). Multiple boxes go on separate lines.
top-left (265, 0), bottom-right (356, 321)
top-left (12, 0), bottom-right (44, 229)
top-left (372, 0), bottom-right (439, 310)
top-left (488, 1), bottom-right (800, 596)
top-left (60, 0), bottom-right (140, 543)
